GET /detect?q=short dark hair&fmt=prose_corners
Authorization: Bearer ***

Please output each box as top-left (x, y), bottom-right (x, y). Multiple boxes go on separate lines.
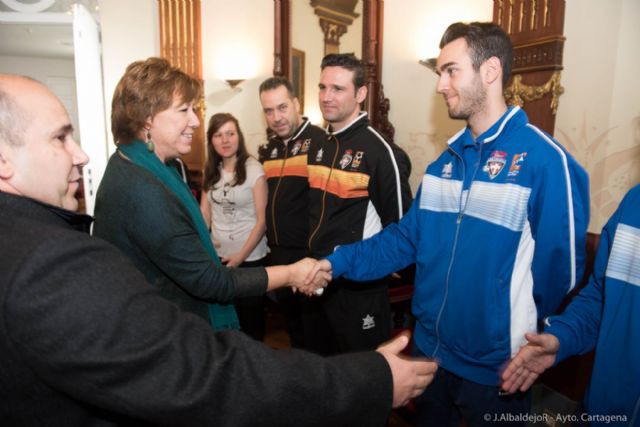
top-left (320, 53), bottom-right (365, 89)
top-left (439, 22), bottom-right (513, 86)
top-left (259, 77), bottom-right (295, 98)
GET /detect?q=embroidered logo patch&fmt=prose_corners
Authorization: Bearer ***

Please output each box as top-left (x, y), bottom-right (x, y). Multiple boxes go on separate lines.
top-left (301, 139), bottom-right (311, 153)
top-left (339, 149), bottom-right (353, 169)
top-left (483, 150), bottom-right (507, 179)
top-left (362, 314), bottom-right (375, 330)
top-left (441, 162), bottom-right (453, 178)
top-left (269, 147), bottom-right (278, 159)
top-left (351, 151), bottom-right (364, 169)
top-left (315, 148), bottom-right (324, 162)
top-left (508, 152), bottom-right (527, 177)
top-left (291, 140), bottom-right (302, 156)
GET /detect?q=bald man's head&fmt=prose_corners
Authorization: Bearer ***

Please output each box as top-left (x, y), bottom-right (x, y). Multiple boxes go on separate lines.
top-left (0, 75), bottom-right (37, 147)
top-left (0, 74), bottom-right (88, 210)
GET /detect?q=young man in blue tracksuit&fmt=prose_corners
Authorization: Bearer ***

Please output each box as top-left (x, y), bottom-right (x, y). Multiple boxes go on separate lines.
top-left (502, 184), bottom-right (640, 427)
top-left (306, 22), bottom-right (589, 426)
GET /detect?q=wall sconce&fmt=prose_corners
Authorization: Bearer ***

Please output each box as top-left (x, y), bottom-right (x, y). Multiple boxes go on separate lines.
top-left (225, 79), bottom-right (245, 90)
top-left (419, 58), bottom-right (437, 73)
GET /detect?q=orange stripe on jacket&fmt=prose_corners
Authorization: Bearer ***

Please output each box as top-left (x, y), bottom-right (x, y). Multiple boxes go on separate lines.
top-left (264, 155), bottom-right (308, 179)
top-left (308, 165), bottom-right (369, 198)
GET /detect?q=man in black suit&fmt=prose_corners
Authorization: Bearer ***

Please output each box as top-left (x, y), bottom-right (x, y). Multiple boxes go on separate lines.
top-left (0, 74), bottom-right (436, 426)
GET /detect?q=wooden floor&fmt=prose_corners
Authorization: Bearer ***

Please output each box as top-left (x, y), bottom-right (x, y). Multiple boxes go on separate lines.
top-left (263, 301), bottom-right (415, 426)
top-left (263, 300), bottom-right (292, 349)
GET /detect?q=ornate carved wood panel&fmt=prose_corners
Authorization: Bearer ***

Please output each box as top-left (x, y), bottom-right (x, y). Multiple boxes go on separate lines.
top-left (158, 0), bottom-right (205, 189)
top-left (273, 0), bottom-right (291, 78)
top-left (361, 0), bottom-right (394, 141)
top-left (494, 0), bottom-right (566, 135)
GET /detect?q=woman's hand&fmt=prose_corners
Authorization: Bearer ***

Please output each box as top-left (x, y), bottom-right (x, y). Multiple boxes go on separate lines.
top-left (220, 253), bottom-right (245, 268)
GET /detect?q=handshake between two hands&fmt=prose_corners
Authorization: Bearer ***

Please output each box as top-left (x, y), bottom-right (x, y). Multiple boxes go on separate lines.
top-left (288, 258), bottom-right (333, 296)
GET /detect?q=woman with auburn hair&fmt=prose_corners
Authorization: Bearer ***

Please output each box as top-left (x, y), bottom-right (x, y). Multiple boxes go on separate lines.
top-left (93, 57), bottom-right (326, 331)
top-left (200, 113), bottom-right (268, 340)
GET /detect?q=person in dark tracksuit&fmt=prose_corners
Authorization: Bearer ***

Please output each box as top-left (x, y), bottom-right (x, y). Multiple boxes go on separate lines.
top-left (259, 77), bottom-right (334, 354)
top-left (307, 54), bottom-right (410, 353)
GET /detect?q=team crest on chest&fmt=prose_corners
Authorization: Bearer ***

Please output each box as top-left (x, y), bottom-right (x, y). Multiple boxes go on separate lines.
top-left (441, 162), bottom-right (453, 178)
top-left (269, 147), bottom-right (278, 159)
top-left (483, 150), bottom-right (507, 179)
top-left (291, 140), bottom-right (302, 156)
top-left (301, 139), bottom-right (311, 153)
top-left (339, 149), bottom-right (353, 169)
top-left (508, 152), bottom-right (527, 177)
top-left (315, 148), bottom-right (324, 162)
top-left (351, 151), bottom-right (364, 169)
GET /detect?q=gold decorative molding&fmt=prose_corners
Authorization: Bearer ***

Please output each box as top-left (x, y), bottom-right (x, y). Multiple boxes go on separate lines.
top-left (195, 95), bottom-right (206, 115)
top-left (319, 19), bottom-right (348, 44)
top-left (311, 0), bottom-right (360, 24)
top-left (158, 0), bottom-right (202, 78)
top-left (157, 0), bottom-right (205, 186)
top-left (504, 71), bottom-right (564, 114)
top-left (319, 18), bottom-right (348, 54)
top-left (312, 0), bottom-right (359, 55)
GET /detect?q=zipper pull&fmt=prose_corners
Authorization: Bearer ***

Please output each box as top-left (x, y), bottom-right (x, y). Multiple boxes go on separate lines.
top-left (457, 212), bottom-right (463, 224)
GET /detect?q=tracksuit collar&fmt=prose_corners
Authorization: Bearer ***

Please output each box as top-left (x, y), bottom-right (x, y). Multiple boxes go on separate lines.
top-left (326, 111), bottom-right (368, 136)
top-left (448, 106), bottom-right (522, 148)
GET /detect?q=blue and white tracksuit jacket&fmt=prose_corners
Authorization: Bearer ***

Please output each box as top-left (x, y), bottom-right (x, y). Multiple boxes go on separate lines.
top-left (328, 106), bottom-right (590, 385)
top-left (546, 184), bottom-right (640, 426)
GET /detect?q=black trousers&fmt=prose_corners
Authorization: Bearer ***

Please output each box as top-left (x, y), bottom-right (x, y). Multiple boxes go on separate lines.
top-left (268, 247), bottom-right (336, 355)
top-left (322, 278), bottom-right (392, 353)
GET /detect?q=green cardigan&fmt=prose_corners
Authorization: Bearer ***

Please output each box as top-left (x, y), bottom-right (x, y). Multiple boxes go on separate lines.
top-left (93, 152), bottom-right (268, 321)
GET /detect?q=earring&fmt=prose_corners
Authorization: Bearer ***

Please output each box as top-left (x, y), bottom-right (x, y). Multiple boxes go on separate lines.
top-left (145, 131), bottom-right (155, 152)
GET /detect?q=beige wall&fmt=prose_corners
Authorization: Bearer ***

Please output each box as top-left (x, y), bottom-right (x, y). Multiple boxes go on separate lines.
top-left (292, 1), bottom-right (325, 123)
top-left (99, 0), bottom-right (159, 154)
top-left (201, 0), bottom-right (273, 158)
top-left (555, 0), bottom-right (640, 230)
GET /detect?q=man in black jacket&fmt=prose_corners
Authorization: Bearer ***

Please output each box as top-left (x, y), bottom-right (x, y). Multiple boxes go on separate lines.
top-left (259, 77), bottom-right (333, 354)
top-left (0, 74), bottom-right (436, 426)
top-left (307, 54), bottom-right (410, 353)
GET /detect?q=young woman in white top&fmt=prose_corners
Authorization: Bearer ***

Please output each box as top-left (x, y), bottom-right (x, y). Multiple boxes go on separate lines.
top-left (201, 113), bottom-right (268, 340)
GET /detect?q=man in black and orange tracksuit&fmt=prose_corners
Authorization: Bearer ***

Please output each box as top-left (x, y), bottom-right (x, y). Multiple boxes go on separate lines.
top-left (259, 77), bottom-right (333, 353)
top-left (307, 54), bottom-right (409, 353)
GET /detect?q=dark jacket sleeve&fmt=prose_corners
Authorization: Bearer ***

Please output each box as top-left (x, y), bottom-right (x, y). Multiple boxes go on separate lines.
top-left (130, 181), bottom-right (266, 300)
top-left (5, 233), bottom-right (393, 427)
top-left (391, 143), bottom-right (413, 214)
top-left (368, 138), bottom-right (408, 227)
top-left (94, 158), bottom-right (267, 303)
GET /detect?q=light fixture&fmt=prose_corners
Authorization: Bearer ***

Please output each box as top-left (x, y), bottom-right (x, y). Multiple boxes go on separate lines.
top-left (225, 79), bottom-right (244, 89)
top-left (419, 58), bottom-right (437, 73)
